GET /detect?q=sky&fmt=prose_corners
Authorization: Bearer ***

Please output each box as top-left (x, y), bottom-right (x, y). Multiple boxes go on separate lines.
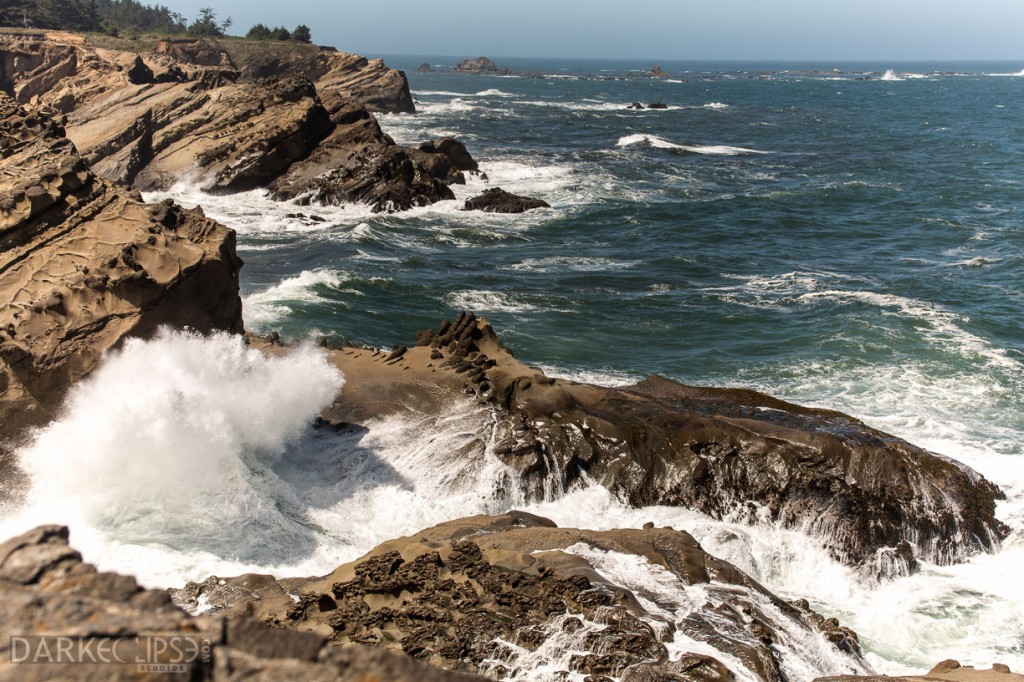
top-left (167, 0), bottom-right (1024, 61)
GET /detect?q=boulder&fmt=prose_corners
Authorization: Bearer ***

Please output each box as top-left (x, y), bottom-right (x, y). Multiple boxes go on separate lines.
top-left (464, 187), bottom-right (550, 213)
top-left (647, 101), bottom-right (668, 109)
top-left (0, 95), bottom-right (243, 452)
top-left (174, 511), bottom-right (871, 681)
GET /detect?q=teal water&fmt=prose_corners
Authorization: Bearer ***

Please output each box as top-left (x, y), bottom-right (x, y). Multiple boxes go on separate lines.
top-left (143, 58), bottom-right (1024, 673)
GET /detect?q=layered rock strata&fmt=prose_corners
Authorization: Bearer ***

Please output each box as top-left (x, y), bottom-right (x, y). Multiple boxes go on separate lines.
top-left (0, 31), bottom-right (483, 213)
top-left (0, 94), bottom-right (243, 448)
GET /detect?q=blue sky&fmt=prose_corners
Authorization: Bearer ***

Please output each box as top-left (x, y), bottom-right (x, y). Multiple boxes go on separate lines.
top-left (170, 1), bottom-right (1024, 61)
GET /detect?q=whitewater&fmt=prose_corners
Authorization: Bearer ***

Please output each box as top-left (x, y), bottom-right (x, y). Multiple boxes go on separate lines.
top-left (4, 57), bottom-right (1024, 679)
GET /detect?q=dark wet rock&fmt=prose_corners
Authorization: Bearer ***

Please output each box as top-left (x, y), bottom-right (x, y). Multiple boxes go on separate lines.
top-left (647, 101), bottom-right (668, 109)
top-left (268, 100), bottom-right (455, 212)
top-left (628, 101), bottom-right (645, 109)
top-left (177, 511), bottom-right (869, 681)
top-left (464, 187), bottom-right (550, 213)
top-left (311, 314), bottom-right (1008, 579)
top-left (417, 62), bottom-right (434, 72)
top-left (413, 137), bottom-right (480, 184)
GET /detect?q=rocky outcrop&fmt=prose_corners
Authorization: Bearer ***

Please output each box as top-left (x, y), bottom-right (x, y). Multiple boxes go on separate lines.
top-left (454, 56), bottom-right (501, 74)
top-left (0, 94), bottom-right (243, 447)
top-left (0, 31), bottom-right (431, 209)
top-left (300, 314), bottom-right (1007, 579)
top-left (417, 62), bottom-right (434, 73)
top-left (174, 511), bottom-right (870, 681)
top-left (412, 137), bottom-right (480, 185)
top-left (464, 187), bottom-right (550, 213)
top-left (309, 51), bottom-right (415, 115)
top-left (268, 100), bottom-right (456, 211)
top-left (0, 525), bottom-right (487, 681)
top-left (128, 76), bottom-right (335, 193)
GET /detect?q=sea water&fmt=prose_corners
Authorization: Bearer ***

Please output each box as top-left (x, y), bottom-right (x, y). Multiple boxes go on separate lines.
top-left (3, 58), bottom-right (1023, 678)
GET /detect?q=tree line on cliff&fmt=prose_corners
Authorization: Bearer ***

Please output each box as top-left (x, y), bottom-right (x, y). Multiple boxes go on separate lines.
top-left (0, 1), bottom-right (311, 43)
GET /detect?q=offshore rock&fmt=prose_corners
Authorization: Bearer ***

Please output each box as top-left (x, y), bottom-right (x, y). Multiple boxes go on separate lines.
top-left (464, 187), bottom-right (550, 213)
top-left (0, 94), bottom-right (243, 448)
top-left (174, 512), bottom-right (870, 681)
top-left (0, 525), bottom-right (487, 681)
top-left (296, 314), bottom-right (1008, 578)
top-left (454, 56), bottom-right (500, 74)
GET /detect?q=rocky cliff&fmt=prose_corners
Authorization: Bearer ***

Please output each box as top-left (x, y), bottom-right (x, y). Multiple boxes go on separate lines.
top-left (0, 30), bottom-right (487, 213)
top-left (0, 94), bottom-right (243, 451)
top-left (280, 313), bottom-right (1007, 580)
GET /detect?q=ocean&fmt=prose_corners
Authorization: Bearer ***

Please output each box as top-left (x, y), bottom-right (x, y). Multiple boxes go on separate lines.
top-left (4, 57), bottom-right (1024, 678)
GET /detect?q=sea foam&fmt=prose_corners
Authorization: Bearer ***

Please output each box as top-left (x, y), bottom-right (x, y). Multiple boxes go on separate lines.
top-left (3, 330), bottom-right (344, 584)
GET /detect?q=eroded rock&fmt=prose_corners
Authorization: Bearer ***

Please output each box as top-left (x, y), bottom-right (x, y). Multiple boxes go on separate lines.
top-left (174, 512), bottom-right (871, 681)
top-left (0, 94), bottom-right (243, 450)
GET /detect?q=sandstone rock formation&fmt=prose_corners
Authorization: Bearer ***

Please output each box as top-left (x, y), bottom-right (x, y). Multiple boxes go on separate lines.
top-left (0, 524), bottom-right (487, 681)
top-left (464, 187), bottom-right (550, 213)
top-left (174, 511), bottom-right (870, 681)
top-left (0, 31), bottom-right (450, 212)
top-left (295, 314), bottom-right (1007, 578)
top-left (0, 94), bottom-right (243, 449)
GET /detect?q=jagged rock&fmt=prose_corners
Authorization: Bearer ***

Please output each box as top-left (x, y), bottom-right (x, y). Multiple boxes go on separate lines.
top-left (268, 100), bottom-right (455, 212)
top-left (1, 31), bottom-right (419, 204)
top-left (175, 511), bottom-right (869, 681)
top-left (650, 65), bottom-right (666, 77)
top-left (464, 187), bottom-right (550, 213)
top-left (412, 137), bottom-right (479, 184)
top-left (0, 95), bottom-right (243, 450)
top-left (0, 525), bottom-right (487, 681)
top-left (132, 76), bottom-right (335, 193)
top-left (647, 101), bottom-right (668, 109)
top-left (288, 314), bottom-right (1007, 578)
top-left (417, 62), bottom-right (434, 73)
top-left (454, 56), bottom-right (499, 74)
